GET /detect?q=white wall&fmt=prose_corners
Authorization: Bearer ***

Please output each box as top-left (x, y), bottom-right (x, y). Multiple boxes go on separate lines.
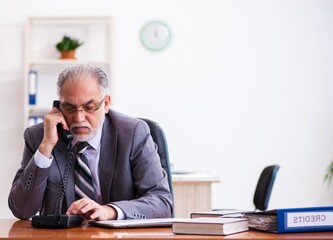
top-left (0, 0), bottom-right (333, 218)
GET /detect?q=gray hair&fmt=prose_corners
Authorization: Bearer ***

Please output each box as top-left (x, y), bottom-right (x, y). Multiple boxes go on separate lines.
top-left (57, 64), bottom-right (110, 97)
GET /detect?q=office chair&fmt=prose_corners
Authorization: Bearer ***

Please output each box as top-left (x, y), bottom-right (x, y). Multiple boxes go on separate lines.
top-left (139, 118), bottom-right (174, 210)
top-left (253, 165), bottom-right (280, 211)
top-left (214, 165), bottom-right (280, 212)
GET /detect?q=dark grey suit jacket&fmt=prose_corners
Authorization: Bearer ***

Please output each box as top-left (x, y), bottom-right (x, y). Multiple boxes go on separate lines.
top-left (8, 110), bottom-right (173, 220)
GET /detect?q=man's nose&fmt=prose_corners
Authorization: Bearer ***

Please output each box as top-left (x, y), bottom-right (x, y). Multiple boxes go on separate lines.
top-left (73, 109), bottom-right (86, 122)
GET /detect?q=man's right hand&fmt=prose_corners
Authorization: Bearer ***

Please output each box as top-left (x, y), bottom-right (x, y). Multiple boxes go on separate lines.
top-left (38, 107), bottom-right (69, 158)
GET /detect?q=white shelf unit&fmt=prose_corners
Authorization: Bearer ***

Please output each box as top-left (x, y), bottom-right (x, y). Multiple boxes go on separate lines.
top-left (24, 16), bottom-right (113, 127)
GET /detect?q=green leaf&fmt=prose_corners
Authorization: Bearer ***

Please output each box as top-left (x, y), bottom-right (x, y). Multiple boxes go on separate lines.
top-left (55, 35), bottom-right (84, 51)
top-left (324, 160), bottom-right (333, 187)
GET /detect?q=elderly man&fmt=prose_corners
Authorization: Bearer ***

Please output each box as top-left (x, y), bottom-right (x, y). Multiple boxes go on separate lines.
top-left (9, 64), bottom-right (173, 220)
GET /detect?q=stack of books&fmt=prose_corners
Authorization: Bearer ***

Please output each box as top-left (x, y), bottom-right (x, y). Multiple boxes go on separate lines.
top-left (190, 206), bottom-right (333, 234)
top-left (171, 217), bottom-right (248, 236)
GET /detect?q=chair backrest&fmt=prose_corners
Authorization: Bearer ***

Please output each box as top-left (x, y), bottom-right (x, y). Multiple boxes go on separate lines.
top-left (253, 165), bottom-right (280, 211)
top-left (139, 118), bottom-right (174, 199)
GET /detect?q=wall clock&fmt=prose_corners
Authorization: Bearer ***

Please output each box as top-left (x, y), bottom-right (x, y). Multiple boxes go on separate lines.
top-left (140, 20), bottom-right (172, 52)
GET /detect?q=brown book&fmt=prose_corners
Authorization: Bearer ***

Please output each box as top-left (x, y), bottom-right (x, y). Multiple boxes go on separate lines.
top-left (172, 217), bottom-right (248, 236)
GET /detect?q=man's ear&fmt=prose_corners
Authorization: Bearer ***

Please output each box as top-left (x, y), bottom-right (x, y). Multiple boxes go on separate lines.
top-left (104, 94), bottom-right (111, 113)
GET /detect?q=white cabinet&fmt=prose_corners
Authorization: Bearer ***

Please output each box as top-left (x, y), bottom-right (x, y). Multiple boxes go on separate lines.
top-left (24, 16), bottom-right (113, 127)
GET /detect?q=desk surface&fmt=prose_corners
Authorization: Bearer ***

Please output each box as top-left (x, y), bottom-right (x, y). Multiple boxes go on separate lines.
top-left (1, 219), bottom-right (332, 240)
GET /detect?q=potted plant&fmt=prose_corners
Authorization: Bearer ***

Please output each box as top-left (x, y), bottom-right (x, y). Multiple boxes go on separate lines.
top-left (324, 160), bottom-right (333, 187)
top-left (55, 35), bottom-right (84, 59)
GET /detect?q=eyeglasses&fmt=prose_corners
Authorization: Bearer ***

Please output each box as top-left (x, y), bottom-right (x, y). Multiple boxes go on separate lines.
top-left (60, 96), bottom-right (106, 114)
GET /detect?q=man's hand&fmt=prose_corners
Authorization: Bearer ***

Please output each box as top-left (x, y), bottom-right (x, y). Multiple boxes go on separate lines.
top-left (66, 198), bottom-right (118, 220)
top-left (38, 107), bottom-right (69, 158)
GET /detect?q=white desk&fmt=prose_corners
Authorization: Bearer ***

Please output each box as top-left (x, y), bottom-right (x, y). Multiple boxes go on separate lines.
top-left (171, 172), bottom-right (220, 218)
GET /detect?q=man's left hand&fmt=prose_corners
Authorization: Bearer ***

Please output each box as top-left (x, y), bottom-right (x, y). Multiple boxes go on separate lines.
top-left (66, 198), bottom-right (118, 220)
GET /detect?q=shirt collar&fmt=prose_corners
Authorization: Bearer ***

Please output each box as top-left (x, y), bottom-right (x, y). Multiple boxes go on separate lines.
top-left (88, 125), bottom-right (102, 151)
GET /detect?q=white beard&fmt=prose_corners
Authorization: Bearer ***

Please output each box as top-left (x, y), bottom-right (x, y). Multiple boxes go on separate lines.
top-left (71, 114), bottom-right (105, 142)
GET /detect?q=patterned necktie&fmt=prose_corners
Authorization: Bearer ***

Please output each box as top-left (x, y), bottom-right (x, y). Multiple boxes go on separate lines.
top-left (74, 142), bottom-right (95, 200)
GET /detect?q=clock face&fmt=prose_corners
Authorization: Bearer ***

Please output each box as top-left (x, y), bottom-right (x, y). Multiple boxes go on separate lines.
top-left (140, 21), bottom-right (171, 52)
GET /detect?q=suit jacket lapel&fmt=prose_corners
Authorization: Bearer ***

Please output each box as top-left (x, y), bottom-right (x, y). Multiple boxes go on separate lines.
top-left (99, 115), bottom-right (118, 204)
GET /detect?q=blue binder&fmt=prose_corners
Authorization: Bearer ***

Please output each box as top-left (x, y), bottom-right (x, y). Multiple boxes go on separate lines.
top-left (28, 70), bottom-right (38, 105)
top-left (244, 206), bottom-right (333, 233)
top-left (276, 206), bottom-right (333, 233)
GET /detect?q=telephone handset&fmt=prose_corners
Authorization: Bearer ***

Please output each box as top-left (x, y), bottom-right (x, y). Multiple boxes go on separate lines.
top-left (53, 100), bottom-right (73, 146)
top-left (31, 101), bottom-right (83, 228)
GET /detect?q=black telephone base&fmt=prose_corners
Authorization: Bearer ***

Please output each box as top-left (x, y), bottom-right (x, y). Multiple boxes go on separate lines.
top-left (31, 214), bottom-right (84, 228)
